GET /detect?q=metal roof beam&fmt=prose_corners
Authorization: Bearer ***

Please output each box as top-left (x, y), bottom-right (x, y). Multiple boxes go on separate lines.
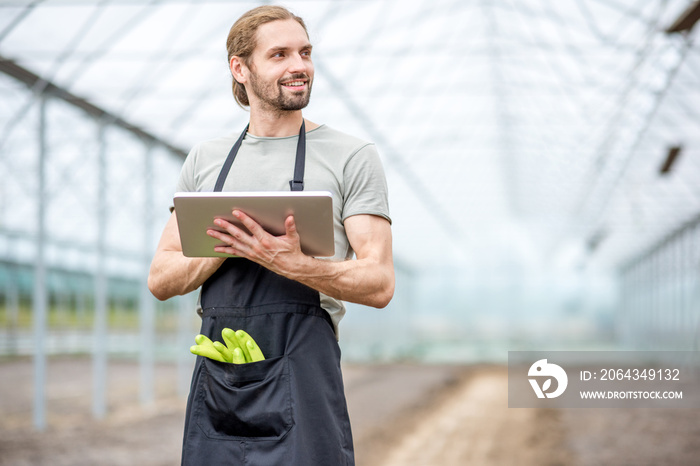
top-left (666, 1), bottom-right (700, 34)
top-left (0, 55), bottom-right (187, 158)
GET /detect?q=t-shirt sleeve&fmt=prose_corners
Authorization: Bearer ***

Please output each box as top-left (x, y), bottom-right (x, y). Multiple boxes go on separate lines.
top-left (175, 144), bottom-right (199, 193)
top-left (169, 145), bottom-right (198, 213)
top-left (341, 143), bottom-right (391, 224)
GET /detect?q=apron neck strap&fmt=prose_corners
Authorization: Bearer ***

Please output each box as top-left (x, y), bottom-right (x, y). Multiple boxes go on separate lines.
top-left (289, 120), bottom-right (306, 192)
top-left (213, 121), bottom-right (306, 193)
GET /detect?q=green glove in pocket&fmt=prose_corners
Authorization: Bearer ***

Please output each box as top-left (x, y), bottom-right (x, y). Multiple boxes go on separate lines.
top-left (234, 329), bottom-right (265, 363)
top-left (190, 334), bottom-right (231, 363)
top-left (191, 329), bottom-right (265, 364)
top-left (222, 328), bottom-right (247, 364)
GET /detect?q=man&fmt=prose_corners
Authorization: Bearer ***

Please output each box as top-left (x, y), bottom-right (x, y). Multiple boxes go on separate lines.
top-left (148, 5), bottom-right (394, 466)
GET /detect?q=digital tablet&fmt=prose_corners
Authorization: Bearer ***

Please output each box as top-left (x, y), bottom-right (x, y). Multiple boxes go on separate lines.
top-left (174, 191), bottom-right (335, 258)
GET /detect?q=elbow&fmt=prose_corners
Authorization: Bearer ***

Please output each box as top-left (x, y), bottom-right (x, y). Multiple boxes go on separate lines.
top-left (373, 292), bottom-right (393, 309)
top-left (377, 285), bottom-right (395, 309)
top-left (148, 273), bottom-right (171, 302)
top-left (372, 275), bottom-right (395, 309)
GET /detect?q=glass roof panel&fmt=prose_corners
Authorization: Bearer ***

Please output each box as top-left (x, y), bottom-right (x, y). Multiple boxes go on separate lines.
top-left (1, 0), bottom-right (699, 275)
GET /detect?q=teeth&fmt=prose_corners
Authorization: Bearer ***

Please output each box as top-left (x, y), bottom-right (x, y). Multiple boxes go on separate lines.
top-left (283, 81), bottom-right (304, 86)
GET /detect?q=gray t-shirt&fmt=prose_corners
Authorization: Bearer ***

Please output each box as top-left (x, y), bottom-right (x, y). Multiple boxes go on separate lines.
top-left (176, 124), bottom-right (391, 335)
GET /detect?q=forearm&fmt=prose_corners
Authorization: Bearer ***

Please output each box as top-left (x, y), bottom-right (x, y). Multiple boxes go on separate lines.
top-left (148, 211), bottom-right (225, 301)
top-left (283, 255), bottom-right (395, 308)
top-left (207, 211), bottom-right (395, 308)
top-left (148, 251), bottom-right (224, 301)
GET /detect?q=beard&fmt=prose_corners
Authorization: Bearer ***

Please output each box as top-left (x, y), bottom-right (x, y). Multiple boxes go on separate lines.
top-left (248, 72), bottom-right (312, 112)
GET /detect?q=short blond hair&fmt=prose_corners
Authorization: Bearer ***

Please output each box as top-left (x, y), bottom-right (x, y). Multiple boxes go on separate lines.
top-left (226, 6), bottom-right (308, 107)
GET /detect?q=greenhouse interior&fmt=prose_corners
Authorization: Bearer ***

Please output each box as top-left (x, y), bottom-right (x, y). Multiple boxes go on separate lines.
top-left (1, 1), bottom-right (700, 465)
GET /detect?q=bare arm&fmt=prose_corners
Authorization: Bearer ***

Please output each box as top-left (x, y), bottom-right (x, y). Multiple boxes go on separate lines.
top-left (147, 211), bottom-right (225, 301)
top-left (207, 211), bottom-right (395, 308)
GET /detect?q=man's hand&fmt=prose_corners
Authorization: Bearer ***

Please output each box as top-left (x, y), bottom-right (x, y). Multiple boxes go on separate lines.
top-left (206, 210), bottom-right (307, 275)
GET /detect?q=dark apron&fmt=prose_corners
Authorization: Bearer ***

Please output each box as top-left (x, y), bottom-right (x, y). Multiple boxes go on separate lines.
top-left (181, 123), bottom-right (355, 465)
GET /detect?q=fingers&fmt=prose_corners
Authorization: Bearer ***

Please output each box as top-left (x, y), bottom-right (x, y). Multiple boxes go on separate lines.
top-left (192, 329), bottom-right (265, 364)
top-left (207, 222), bottom-right (245, 256)
top-left (284, 215), bottom-right (299, 239)
top-left (222, 327), bottom-right (242, 353)
top-left (207, 212), bottom-right (305, 265)
top-left (226, 328), bottom-right (265, 362)
top-left (190, 345), bottom-right (227, 362)
top-left (208, 211), bottom-right (265, 256)
top-left (190, 334), bottom-right (227, 362)
top-left (245, 339), bottom-right (265, 362)
top-left (231, 347), bottom-right (246, 364)
top-left (232, 210), bottom-right (267, 241)
top-left (213, 341), bottom-right (233, 362)
top-left (209, 211), bottom-right (264, 241)
top-left (235, 329), bottom-right (265, 362)
top-left (190, 334), bottom-right (234, 363)
top-left (223, 328), bottom-right (248, 364)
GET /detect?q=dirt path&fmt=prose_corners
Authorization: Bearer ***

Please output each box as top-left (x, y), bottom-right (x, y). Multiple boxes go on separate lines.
top-left (378, 367), bottom-right (572, 466)
top-left (0, 358), bottom-right (466, 466)
top-left (3, 358), bottom-right (700, 465)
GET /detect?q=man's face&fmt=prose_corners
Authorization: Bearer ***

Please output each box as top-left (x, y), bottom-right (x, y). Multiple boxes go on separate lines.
top-left (246, 19), bottom-right (314, 112)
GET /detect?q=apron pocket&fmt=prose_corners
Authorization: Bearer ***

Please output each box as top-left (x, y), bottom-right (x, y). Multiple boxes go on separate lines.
top-left (196, 355), bottom-right (293, 441)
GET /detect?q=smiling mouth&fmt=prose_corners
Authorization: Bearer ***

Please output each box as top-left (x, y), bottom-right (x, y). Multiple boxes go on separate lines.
top-left (281, 80), bottom-right (306, 89)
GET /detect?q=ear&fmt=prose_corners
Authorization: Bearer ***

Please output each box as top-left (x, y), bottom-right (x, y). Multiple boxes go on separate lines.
top-left (230, 56), bottom-right (249, 84)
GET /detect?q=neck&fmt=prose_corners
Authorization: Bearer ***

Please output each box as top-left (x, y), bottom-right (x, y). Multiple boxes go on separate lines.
top-left (247, 108), bottom-right (304, 137)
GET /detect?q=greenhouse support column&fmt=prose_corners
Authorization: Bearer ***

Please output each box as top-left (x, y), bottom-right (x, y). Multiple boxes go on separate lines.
top-left (6, 263), bottom-right (20, 355)
top-left (633, 263), bottom-right (642, 346)
top-left (621, 265), bottom-right (631, 347)
top-left (140, 144), bottom-right (155, 405)
top-left (648, 251), bottom-right (655, 348)
top-left (33, 94), bottom-right (48, 431)
top-left (93, 120), bottom-right (108, 419)
top-left (694, 222), bottom-right (700, 350)
top-left (673, 233), bottom-right (683, 345)
top-left (683, 226), bottom-right (693, 348)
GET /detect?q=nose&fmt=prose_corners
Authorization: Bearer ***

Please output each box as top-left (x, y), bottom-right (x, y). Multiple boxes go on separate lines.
top-left (288, 52), bottom-right (311, 75)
